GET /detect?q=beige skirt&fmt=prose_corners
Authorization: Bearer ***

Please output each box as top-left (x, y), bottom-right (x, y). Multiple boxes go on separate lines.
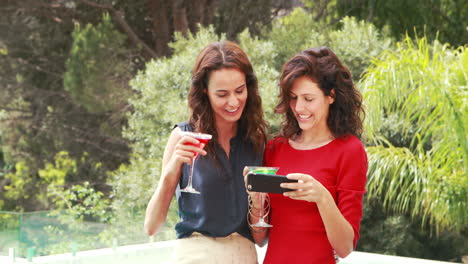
top-left (171, 232), bottom-right (258, 264)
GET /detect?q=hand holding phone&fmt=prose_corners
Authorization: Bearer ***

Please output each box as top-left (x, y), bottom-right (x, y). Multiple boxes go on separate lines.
top-left (246, 173), bottom-right (298, 194)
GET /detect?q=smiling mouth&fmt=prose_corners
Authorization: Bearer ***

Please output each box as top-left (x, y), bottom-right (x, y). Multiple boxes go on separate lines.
top-left (298, 114), bottom-right (312, 120)
top-left (226, 108), bottom-right (239, 113)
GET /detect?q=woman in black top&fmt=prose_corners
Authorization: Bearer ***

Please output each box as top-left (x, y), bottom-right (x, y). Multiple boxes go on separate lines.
top-left (144, 41), bottom-right (267, 263)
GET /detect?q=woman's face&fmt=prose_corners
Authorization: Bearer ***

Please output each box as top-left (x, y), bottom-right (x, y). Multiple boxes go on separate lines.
top-left (289, 76), bottom-right (334, 133)
top-left (206, 68), bottom-right (247, 126)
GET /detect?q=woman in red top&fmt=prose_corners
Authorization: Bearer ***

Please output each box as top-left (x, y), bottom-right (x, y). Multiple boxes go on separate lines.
top-left (248, 47), bottom-right (367, 263)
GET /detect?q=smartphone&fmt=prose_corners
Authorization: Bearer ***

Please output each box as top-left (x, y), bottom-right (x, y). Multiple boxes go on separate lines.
top-left (246, 173), bottom-right (298, 194)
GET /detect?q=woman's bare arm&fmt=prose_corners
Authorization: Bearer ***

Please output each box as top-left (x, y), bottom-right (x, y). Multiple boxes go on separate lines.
top-left (144, 127), bottom-right (205, 235)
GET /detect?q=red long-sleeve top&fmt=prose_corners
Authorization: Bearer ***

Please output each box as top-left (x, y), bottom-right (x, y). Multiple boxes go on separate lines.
top-left (262, 135), bottom-right (368, 264)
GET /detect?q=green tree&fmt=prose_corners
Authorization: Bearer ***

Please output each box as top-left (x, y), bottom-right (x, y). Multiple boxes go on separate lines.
top-left (301, 0), bottom-right (341, 23)
top-left (0, 2), bottom-right (131, 211)
top-left (335, 0), bottom-right (468, 47)
top-left (64, 13), bottom-right (133, 113)
top-left (0, 0), bottom-right (284, 213)
top-left (215, 0), bottom-right (273, 39)
top-left (361, 36), bottom-right (467, 233)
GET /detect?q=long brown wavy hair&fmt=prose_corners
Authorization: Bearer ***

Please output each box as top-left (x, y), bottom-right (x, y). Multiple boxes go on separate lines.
top-left (188, 41), bottom-right (267, 156)
top-left (276, 47), bottom-right (364, 139)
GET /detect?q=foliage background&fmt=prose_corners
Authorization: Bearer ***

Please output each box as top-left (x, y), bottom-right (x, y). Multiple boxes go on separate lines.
top-left (0, 0), bottom-right (466, 261)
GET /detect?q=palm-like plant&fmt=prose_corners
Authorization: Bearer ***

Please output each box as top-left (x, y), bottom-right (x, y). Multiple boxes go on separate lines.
top-left (360, 36), bottom-right (467, 233)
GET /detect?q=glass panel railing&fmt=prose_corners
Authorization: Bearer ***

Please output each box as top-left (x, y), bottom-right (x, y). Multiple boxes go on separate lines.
top-left (1, 241), bottom-right (459, 264)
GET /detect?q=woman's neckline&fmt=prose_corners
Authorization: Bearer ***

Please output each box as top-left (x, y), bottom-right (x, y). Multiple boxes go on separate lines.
top-left (286, 136), bottom-right (337, 151)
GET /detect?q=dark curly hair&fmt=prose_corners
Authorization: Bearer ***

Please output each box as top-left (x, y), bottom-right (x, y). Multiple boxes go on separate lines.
top-left (189, 41), bottom-right (267, 155)
top-left (276, 47), bottom-right (364, 139)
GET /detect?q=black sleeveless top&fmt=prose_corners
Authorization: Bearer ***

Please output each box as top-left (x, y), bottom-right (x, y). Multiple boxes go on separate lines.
top-left (175, 121), bottom-right (263, 242)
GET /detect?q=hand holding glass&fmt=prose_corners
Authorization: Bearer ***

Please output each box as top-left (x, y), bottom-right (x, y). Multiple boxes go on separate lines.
top-left (179, 131), bottom-right (212, 194)
top-left (247, 166), bottom-right (279, 227)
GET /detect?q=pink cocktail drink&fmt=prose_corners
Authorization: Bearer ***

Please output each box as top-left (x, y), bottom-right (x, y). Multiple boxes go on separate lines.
top-left (185, 136), bottom-right (211, 158)
top-left (180, 131), bottom-right (212, 194)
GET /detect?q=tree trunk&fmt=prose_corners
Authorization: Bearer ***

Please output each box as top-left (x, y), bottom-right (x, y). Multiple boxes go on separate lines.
top-left (187, 0), bottom-right (204, 33)
top-left (147, 0), bottom-right (218, 56)
top-left (148, 0), bottom-right (172, 56)
top-left (172, 0), bottom-right (189, 37)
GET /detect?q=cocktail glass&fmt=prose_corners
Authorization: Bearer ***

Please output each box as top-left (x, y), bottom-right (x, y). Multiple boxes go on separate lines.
top-left (247, 166), bottom-right (279, 227)
top-left (180, 131), bottom-right (212, 194)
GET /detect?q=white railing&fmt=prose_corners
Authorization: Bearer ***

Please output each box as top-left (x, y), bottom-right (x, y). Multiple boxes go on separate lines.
top-left (1, 240), bottom-right (460, 264)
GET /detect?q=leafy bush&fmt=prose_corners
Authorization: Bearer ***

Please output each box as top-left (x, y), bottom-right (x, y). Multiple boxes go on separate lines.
top-left (305, 16), bottom-right (393, 79)
top-left (44, 182), bottom-right (112, 255)
top-left (358, 197), bottom-right (468, 262)
top-left (1, 151), bottom-right (112, 256)
top-left (265, 10), bottom-right (394, 80)
top-left (265, 8), bottom-right (323, 70)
